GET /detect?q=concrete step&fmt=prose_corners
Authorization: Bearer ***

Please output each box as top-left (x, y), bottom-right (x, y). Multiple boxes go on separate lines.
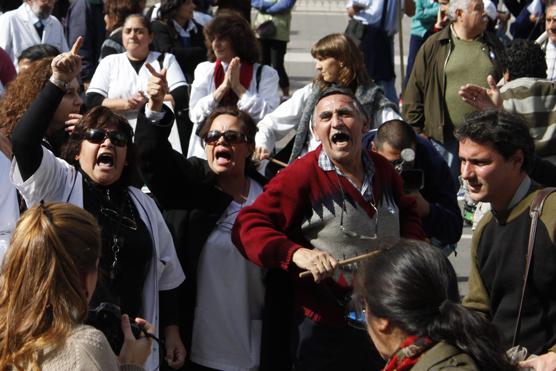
top-left (293, 0), bottom-right (346, 13)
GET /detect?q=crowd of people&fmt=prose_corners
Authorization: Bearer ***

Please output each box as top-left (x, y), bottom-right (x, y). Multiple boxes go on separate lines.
top-left (0, 0), bottom-right (555, 370)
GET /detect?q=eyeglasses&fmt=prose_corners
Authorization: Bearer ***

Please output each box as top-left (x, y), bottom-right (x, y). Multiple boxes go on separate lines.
top-left (340, 201), bottom-right (379, 240)
top-left (203, 130), bottom-right (248, 146)
top-left (84, 128), bottom-right (129, 147)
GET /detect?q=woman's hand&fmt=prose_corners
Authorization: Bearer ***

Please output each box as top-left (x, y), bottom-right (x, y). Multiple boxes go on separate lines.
top-left (145, 63), bottom-right (168, 112)
top-left (118, 314), bottom-right (153, 367)
top-left (253, 146), bottom-right (271, 161)
top-left (64, 113), bottom-right (82, 134)
top-left (164, 325), bottom-right (187, 369)
top-left (228, 57), bottom-right (246, 98)
top-left (126, 91), bottom-right (148, 111)
top-left (51, 37), bottom-right (82, 83)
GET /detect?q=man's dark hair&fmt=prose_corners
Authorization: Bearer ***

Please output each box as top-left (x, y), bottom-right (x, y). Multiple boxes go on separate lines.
top-left (505, 39), bottom-right (547, 80)
top-left (374, 120), bottom-right (417, 151)
top-left (456, 110), bottom-right (534, 172)
top-left (17, 44), bottom-right (59, 63)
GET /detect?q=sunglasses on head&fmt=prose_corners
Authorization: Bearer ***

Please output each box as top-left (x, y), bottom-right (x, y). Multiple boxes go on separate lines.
top-left (203, 130), bottom-right (248, 146)
top-left (83, 128), bottom-right (129, 147)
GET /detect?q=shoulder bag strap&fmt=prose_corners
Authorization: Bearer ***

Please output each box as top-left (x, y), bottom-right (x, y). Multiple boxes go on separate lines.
top-left (512, 187), bottom-right (556, 346)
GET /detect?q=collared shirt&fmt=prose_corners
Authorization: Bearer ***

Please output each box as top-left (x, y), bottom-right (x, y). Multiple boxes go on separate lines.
top-left (24, 3), bottom-right (45, 30)
top-left (173, 19), bottom-right (198, 39)
top-left (317, 149), bottom-right (375, 203)
top-left (546, 42), bottom-right (556, 80)
top-left (507, 175), bottom-right (532, 210)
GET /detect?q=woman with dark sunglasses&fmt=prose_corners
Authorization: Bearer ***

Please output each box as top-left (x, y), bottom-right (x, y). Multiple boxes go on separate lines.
top-left (134, 69), bottom-right (291, 370)
top-left (10, 41), bottom-right (186, 371)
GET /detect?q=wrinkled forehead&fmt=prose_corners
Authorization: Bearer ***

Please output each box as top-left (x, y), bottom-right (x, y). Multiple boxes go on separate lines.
top-left (547, 5), bottom-right (556, 18)
top-left (315, 93), bottom-right (358, 115)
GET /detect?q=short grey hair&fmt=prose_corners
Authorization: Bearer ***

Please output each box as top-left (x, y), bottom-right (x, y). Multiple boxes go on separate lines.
top-left (448, 0), bottom-right (474, 20)
top-left (311, 86), bottom-right (369, 128)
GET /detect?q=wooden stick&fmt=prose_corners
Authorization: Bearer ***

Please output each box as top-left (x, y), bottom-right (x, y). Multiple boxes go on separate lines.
top-left (270, 158), bottom-right (288, 168)
top-left (299, 250), bottom-right (380, 278)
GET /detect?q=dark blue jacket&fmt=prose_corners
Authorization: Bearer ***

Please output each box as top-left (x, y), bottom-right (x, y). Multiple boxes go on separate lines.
top-left (364, 131), bottom-right (463, 244)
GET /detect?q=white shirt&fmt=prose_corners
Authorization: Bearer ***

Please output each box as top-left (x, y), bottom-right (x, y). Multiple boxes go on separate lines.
top-left (0, 3), bottom-right (69, 67)
top-left (255, 83), bottom-right (401, 156)
top-left (0, 152), bottom-right (19, 261)
top-left (10, 146), bottom-right (186, 371)
top-left (547, 41), bottom-right (556, 80)
top-left (190, 179), bottom-right (265, 371)
top-left (188, 61), bottom-right (280, 159)
top-left (87, 51), bottom-right (187, 152)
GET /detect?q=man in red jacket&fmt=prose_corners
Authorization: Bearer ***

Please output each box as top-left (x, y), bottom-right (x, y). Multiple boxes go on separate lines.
top-left (232, 87), bottom-right (424, 371)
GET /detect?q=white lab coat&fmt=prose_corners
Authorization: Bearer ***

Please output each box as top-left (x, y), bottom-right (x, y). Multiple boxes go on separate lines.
top-left (0, 3), bottom-right (69, 66)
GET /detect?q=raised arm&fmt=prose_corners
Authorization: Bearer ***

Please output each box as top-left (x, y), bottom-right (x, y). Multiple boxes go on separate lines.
top-left (11, 38), bottom-right (82, 181)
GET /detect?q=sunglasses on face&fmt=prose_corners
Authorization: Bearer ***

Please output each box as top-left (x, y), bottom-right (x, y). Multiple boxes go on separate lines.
top-left (203, 130), bottom-right (248, 146)
top-left (83, 128), bottom-right (129, 147)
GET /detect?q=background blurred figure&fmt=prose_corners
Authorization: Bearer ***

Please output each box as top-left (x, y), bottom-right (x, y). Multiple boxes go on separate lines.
top-left (355, 240), bottom-right (516, 370)
top-left (0, 0), bottom-right (69, 67)
top-left (87, 14), bottom-right (188, 152)
top-left (252, 0), bottom-right (296, 99)
top-left (214, 0), bottom-right (251, 23)
top-left (540, 0), bottom-right (556, 80)
top-left (151, 0), bottom-right (208, 82)
top-left (100, 0), bottom-right (144, 59)
top-left (187, 11), bottom-right (280, 159)
top-left (17, 43), bottom-right (59, 71)
top-left (65, 0), bottom-right (106, 88)
top-left (0, 46), bottom-right (16, 96)
top-left (0, 202), bottom-right (154, 370)
top-left (254, 33), bottom-right (399, 165)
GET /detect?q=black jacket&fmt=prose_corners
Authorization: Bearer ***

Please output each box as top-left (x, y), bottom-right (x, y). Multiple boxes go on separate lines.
top-left (135, 107), bottom-right (293, 370)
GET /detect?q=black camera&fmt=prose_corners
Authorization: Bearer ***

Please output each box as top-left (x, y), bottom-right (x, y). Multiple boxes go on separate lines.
top-left (394, 148), bottom-right (425, 194)
top-left (86, 302), bottom-right (144, 354)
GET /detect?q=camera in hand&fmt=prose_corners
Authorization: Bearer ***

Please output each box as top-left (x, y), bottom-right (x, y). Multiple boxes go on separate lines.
top-left (394, 148), bottom-right (424, 194)
top-left (86, 302), bottom-right (144, 354)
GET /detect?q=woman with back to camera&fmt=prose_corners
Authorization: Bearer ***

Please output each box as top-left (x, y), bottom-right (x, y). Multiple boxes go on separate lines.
top-left (187, 10), bottom-right (280, 159)
top-left (354, 240), bottom-right (516, 370)
top-left (10, 40), bottom-right (186, 371)
top-left (135, 70), bottom-right (291, 370)
top-left (0, 202), bottom-right (153, 370)
top-left (254, 33), bottom-right (400, 164)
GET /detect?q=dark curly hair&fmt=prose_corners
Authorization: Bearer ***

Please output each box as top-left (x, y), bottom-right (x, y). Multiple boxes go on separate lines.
top-left (63, 106), bottom-right (138, 186)
top-left (505, 39), bottom-right (547, 80)
top-left (158, 0), bottom-right (191, 22)
top-left (456, 110), bottom-right (534, 172)
top-left (0, 58), bottom-right (53, 138)
top-left (204, 10), bottom-right (260, 64)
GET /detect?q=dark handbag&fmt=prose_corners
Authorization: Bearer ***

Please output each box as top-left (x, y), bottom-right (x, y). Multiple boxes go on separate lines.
top-left (256, 19), bottom-right (277, 39)
top-left (345, 18), bottom-right (367, 46)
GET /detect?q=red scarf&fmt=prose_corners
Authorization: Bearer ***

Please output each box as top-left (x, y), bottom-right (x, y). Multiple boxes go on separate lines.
top-left (213, 59), bottom-right (254, 106)
top-left (383, 335), bottom-right (435, 371)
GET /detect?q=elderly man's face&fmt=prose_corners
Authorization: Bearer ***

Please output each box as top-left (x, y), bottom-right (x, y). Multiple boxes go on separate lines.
top-left (27, 0), bottom-right (55, 19)
top-left (313, 94), bottom-right (368, 167)
top-left (546, 5), bottom-right (556, 44)
top-left (459, 0), bottom-right (487, 37)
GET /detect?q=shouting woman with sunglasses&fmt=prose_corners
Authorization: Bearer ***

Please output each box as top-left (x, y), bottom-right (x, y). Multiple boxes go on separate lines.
top-left (10, 40), bottom-right (186, 371)
top-left (134, 68), bottom-right (290, 370)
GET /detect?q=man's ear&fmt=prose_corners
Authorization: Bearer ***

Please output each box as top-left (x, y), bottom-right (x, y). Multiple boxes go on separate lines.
top-left (371, 141), bottom-right (378, 153)
top-left (511, 149), bottom-right (525, 170)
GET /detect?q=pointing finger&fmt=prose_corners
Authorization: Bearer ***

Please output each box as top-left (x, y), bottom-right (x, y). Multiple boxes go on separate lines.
top-left (145, 63), bottom-right (166, 79)
top-left (71, 36), bottom-right (83, 55)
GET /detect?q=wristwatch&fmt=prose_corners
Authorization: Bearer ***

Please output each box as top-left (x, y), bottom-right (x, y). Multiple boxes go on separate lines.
top-left (49, 76), bottom-right (70, 91)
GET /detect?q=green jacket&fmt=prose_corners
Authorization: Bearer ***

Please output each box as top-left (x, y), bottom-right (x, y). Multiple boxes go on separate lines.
top-left (413, 342), bottom-right (479, 370)
top-left (402, 25), bottom-right (505, 143)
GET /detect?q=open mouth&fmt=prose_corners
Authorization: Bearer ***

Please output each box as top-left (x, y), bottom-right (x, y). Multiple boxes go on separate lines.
top-left (331, 132), bottom-right (351, 144)
top-left (215, 148), bottom-right (233, 165)
top-left (96, 153), bottom-right (114, 168)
